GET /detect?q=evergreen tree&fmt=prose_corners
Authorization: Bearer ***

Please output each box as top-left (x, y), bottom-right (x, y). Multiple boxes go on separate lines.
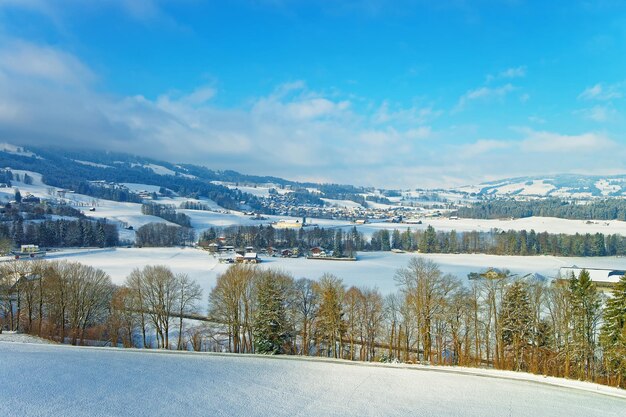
top-left (12, 218), bottom-right (24, 246)
top-left (600, 274), bottom-right (626, 387)
top-left (333, 229), bottom-right (344, 257)
top-left (380, 229), bottom-right (391, 251)
top-left (501, 281), bottom-right (532, 371)
top-left (448, 230), bottom-right (459, 253)
top-left (14, 188), bottom-right (21, 203)
top-left (419, 225), bottom-right (438, 253)
top-left (391, 229), bottom-right (401, 250)
top-left (253, 271), bottom-right (289, 354)
top-left (569, 269), bottom-right (602, 380)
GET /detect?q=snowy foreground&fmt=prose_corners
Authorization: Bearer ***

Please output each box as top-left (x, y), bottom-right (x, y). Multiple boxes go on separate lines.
top-left (45, 247), bottom-right (626, 295)
top-left (0, 341), bottom-right (624, 417)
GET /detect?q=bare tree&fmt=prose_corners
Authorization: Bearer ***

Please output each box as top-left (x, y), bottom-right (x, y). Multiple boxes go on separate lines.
top-left (294, 278), bottom-right (318, 356)
top-left (176, 273), bottom-right (203, 350)
top-left (208, 264), bottom-right (256, 353)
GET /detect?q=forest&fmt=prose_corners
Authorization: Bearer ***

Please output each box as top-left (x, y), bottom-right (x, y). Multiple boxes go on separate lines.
top-left (1, 259), bottom-right (624, 388)
top-left (457, 198), bottom-right (626, 221)
top-left (0, 218), bottom-right (119, 249)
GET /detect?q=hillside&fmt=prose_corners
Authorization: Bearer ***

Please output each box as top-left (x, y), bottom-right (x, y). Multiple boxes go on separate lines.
top-left (0, 341), bottom-right (624, 417)
top-left (457, 174), bottom-right (626, 199)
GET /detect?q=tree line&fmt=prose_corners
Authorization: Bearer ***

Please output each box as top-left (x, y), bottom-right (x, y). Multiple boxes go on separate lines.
top-left (0, 218), bottom-right (119, 249)
top-left (207, 261), bottom-right (626, 388)
top-left (135, 223), bottom-right (196, 247)
top-left (1, 258), bottom-right (625, 388)
top-left (200, 224), bottom-right (626, 257)
top-left (141, 203), bottom-right (192, 227)
top-left (0, 261), bottom-right (203, 350)
top-left (457, 198), bottom-right (626, 221)
top-left (380, 226), bottom-right (626, 257)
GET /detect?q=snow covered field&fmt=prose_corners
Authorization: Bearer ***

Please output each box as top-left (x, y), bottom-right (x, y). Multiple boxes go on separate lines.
top-left (45, 248), bottom-right (626, 297)
top-left (0, 342), bottom-right (623, 417)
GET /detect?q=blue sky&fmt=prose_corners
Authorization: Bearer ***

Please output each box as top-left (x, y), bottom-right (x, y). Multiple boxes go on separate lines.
top-left (0, 0), bottom-right (625, 188)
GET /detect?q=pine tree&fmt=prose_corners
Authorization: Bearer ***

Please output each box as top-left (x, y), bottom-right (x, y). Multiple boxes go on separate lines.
top-left (501, 281), bottom-right (532, 371)
top-left (569, 269), bottom-right (601, 380)
top-left (253, 271), bottom-right (289, 354)
top-left (391, 229), bottom-right (401, 249)
top-left (333, 229), bottom-right (344, 257)
top-left (600, 274), bottom-right (626, 387)
top-left (419, 225), bottom-right (438, 253)
top-left (448, 230), bottom-right (458, 253)
top-left (12, 218), bottom-right (24, 246)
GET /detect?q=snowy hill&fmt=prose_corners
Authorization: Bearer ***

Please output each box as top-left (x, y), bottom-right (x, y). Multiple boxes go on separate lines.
top-left (1, 342), bottom-right (624, 417)
top-left (458, 174), bottom-right (626, 198)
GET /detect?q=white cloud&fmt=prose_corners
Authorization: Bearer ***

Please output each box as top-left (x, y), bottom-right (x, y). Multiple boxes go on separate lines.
top-left (373, 101), bottom-right (441, 126)
top-left (0, 39), bottom-right (94, 85)
top-left (1, 38), bottom-right (624, 188)
top-left (459, 139), bottom-right (513, 158)
top-left (486, 66), bottom-right (526, 83)
top-left (578, 83), bottom-right (623, 101)
top-left (575, 105), bottom-right (618, 122)
top-left (500, 66), bottom-right (526, 78)
top-left (455, 83), bottom-right (515, 111)
top-left (0, 40), bottom-right (442, 187)
top-left (518, 128), bottom-right (615, 153)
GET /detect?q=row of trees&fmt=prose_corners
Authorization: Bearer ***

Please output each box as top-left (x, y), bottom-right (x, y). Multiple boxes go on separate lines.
top-left (0, 261), bottom-right (204, 350)
top-left (135, 223), bottom-right (196, 247)
top-left (200, 225), bottom-right (368, 254)
top-left (141, 203), bottom-right (191, 227)
top-left (382, 226), bottom-right (625, 257)
top-left (0, 218), bottom-right (119, 249)
top-left (2, 257), bottom-right (625, 388)
top-left (0, 260), bottom-right (112, 345)
top-left (200, 224), bottom-right (626, 258)
top-left (208, 261), bottom-right (626, 388)
top-left (457, 198), bottom-right (626, 221)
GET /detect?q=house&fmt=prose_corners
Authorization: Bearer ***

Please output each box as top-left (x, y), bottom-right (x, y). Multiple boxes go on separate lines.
top-left (21, 194), bottom-right (40, 204)
top-left (235, 252), bottom-right (259, 264)
top-left (12, 244), bottom-right (46, 260)
top-left (243, 252), bottom-right (259, 263)
top-left (281, 249), bottom-right (293, 258)
top-left (206, 242), bottom-right (220, 253)
top-left (274, 219), bottom-right (302, 229)
top-left (310, 247), bottom-right (326, 257)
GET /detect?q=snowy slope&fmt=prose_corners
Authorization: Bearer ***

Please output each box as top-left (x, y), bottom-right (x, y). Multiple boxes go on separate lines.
top-left (461, 174), bottom-right (626, 198)
top-left (0, 342), bottom-right (623, 417)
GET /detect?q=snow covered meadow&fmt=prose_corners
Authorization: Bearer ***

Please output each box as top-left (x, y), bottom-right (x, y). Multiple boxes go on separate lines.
top-left (0, 341), bottom-right (624, 417)
top-left (44, 247), bottom-right (626, 297)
